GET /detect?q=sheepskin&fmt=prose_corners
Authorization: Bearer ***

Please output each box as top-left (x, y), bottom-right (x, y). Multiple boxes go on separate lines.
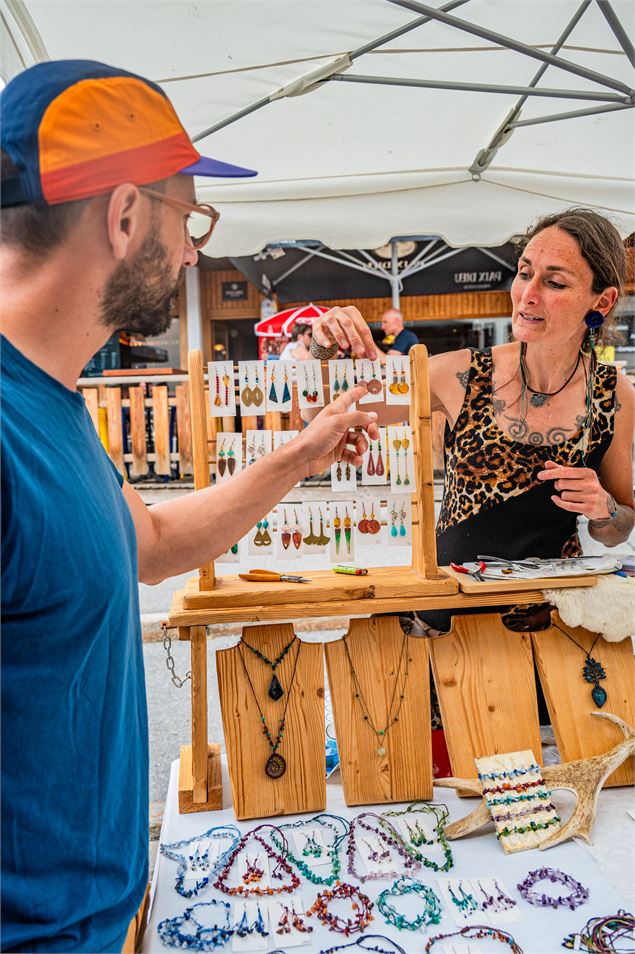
top-left (544, 575), bottom-right (635, 642)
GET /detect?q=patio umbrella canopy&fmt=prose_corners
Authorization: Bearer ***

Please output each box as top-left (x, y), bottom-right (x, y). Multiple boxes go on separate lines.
top-left (253, 303), bottom-right (328, 337)
top-left (2, 0), bottom-right (633, 254)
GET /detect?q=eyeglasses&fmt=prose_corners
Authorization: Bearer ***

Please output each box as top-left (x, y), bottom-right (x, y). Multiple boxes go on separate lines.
top-left (138, 186), bottom-right (220, 249)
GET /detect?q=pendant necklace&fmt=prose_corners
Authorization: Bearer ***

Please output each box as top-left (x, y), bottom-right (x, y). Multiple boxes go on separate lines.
top-left (552, 621), bottom-right (607, 707)
top-left (519, 341), bottom-right (581, 408)
top-left (237, 639), bottom-right (302, 777)
top-left (240, 632), bottom-right (297, 701)
top-left (342, 630), bottom-right (410, 756)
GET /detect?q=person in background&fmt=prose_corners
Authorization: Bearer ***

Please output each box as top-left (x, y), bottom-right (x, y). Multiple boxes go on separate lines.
top-left (279, 321), bottom-right (312, 361)
top-left (379, 307), bottom-right (418, 357)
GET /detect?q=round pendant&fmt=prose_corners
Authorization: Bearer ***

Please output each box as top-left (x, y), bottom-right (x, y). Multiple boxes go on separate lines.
top-left (530, 392), bottom-right (549, 408)
top-left (397, 382), bottom-right (409, 395)
top-left (265, 753), bottom-right (287, 778)
top-left (377, 746), bottom-right (386, 757)
top-left (367, 378), bottom-right (383, 395)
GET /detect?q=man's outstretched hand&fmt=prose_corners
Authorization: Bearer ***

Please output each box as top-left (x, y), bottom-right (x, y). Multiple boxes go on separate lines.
top-left (295, 384), bottom-right (379, 477)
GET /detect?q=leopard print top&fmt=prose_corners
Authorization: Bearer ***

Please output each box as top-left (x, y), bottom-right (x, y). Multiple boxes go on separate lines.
top-left (437, 348), bottom-right (617, 558)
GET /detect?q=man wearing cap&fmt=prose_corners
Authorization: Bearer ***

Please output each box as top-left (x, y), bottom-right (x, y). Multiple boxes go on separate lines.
top-left (0, 61), bottom-right (377, 953)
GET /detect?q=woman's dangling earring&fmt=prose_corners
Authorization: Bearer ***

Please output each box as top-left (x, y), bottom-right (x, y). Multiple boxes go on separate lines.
top-left (579, 310), bottom-right (604, 458)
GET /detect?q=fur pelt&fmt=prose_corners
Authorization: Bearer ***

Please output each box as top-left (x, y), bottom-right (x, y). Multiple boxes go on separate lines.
top-left (544, 575), bottom-right (635, 642)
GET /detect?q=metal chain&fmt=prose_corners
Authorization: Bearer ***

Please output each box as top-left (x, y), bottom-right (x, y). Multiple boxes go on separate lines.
top-left (161, 622), bottom-right (191, 689)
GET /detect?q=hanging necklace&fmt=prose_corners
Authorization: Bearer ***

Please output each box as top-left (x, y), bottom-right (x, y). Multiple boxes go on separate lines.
top-left (552, 621), bottom-right (607, 708)
top-left (342, 630), bottom-right (409, 757)
top-left (240, 633), bottom-right (297, 701)
top-left (237, 639), bottom-right (302, 777)
top-left (519, 341), bottom-right (581, 408)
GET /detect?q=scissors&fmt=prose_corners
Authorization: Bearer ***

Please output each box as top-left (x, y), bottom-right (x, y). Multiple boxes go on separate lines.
top-left (239, 568), bottom-right (311, 583)
top-left (450, 561), bottom-right (487, 582)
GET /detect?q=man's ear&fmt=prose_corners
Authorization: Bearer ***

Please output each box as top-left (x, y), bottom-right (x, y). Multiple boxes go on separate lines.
top-left (106, 184), bottom-right (144, 261)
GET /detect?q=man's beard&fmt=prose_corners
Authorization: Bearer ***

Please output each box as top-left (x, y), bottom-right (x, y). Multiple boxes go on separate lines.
top-left (100, 220), bottom-right (183, 337)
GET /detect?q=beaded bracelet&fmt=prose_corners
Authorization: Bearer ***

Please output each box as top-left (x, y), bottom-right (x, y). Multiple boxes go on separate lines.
top-left (478, 763), bottom-right (540, 781)
top-left (425, 925), bottom-right (524, 953)
top-left (307, 882), bottom-right (374, 935)
top-left (347, 812), bottom-right (419, 882)
top-left (213, 824), bottom-right (300, 896)
top-left (160, 825), bottom-right (242, 898)
top-left (487, 790), bottom-right (552, 807)
top-left (157, 899), bottom-right (233, 951)
top-left (483, 778), bottom-right (546, 796)
top-left (319, 935), bottom-right (407, 954)
top-left (270, 814), bottom-right (348, 886)
top-left (380, 802), bottom-right (454, 873)
top-left (517, 867), bottom-right (589, 910)
top-left (562, 909), bottom-right (634, 952)
top-left (491, 802), bottom-right (558, 824)
top-left (497, 817), bottom-right (560, 840)
top-left (377, 876), bottom-right (442, 931)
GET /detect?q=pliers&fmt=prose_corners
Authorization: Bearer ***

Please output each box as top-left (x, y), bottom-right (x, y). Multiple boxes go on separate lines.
top-left (450, 561), bottom-right (487, 582)
top-left (239, 568), bottom-right (311, 583)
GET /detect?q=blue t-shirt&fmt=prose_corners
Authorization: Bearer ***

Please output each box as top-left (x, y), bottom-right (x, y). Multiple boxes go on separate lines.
top-left (391, 328), bottom-right (418, 354)
top-left (1, 336), bottom-right (148, 952)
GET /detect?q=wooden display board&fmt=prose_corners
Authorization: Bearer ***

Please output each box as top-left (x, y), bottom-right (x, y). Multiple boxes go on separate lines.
top-left (532, 615), bottom-right (635, 787)
top-left (324, 616), bottom-right (432, 805)
top-left (216, 624), bottom-right (326, 819)
top-left (429, 613), bottom-right (542, 785)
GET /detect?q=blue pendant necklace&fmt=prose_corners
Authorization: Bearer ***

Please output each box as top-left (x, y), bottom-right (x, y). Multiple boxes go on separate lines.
top-left (553, 621), bottom-right (607, 708)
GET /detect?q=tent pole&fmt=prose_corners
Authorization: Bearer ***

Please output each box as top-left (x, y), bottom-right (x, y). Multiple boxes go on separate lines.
top-left (596, 0), bottom-right (635, 68)
top-left (391, 240), bottom-right (400, 308)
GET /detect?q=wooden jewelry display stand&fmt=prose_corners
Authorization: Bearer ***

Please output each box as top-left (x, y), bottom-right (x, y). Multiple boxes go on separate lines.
top-left (532, 614), bottom-right (635, 787)
top-left (217, 625), bottom-right (326, 820)
top-left (325, 616), bottom-right (432, 805)
top-left (168, 347), bottom-right (624, 816)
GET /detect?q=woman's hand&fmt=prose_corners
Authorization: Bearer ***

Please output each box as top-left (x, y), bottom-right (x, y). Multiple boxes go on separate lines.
top-left (294, 384), bottom-right (379, 477)
top-left (312, 305), bottom-right (378, 359)
top-left (537, 459), bottom-right (615, 520)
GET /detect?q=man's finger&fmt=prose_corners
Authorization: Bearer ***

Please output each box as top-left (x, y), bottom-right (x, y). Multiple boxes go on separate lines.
top-left (331, 384), bottom-right (371, 411)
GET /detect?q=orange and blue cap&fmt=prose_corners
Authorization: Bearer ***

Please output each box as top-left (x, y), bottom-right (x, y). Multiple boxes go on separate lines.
top-left (1, 59), bottom-right (257, 207)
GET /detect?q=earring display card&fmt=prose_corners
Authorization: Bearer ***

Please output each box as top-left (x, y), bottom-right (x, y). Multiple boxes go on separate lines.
top-left (231, 900), bottom-right (270, 952)
top-left (238, 360), bottom-right (266, 412)
top-left (273, 429), bottom-right (299, 450)
top-left (387, 813), bottom-right (444, 852)
top-left (361, 427), bottom-right (388, 485)
top-left (301, 502), bottom-right (330, 553)
top-left (441, 945), bottom-right (486, 954)
top-left (356, 835), bottom-right (396, 877)
top-left (245, 430), bottom-right (273, 466)
top-left (269, 897), bottom-right (313, 947)
top-left (330, 457), bottom-right (357, 493)
top-left (328, 500), bottom-right (355, 563)
top-left (266, 361), bottom-right (294, 412)
top-left (276, 507), bottom-right (305, 559)
top-left (386, 494), bottom-right (412, 546)
top-left (216, 541), bottom-right (241, 564)
top-left (297, 360), bottom-right (325, 410)
top-left (387, 424), bottom-right (415, 492)
top-left (216, 433), bottom-right (243, 482)
top-left (437, 877), bottom-right (521, 927)
top-left (247, 511), bottom-right (275, 555)
top-left (208, 360), bottom-right (237, 417)
top-left (290, 828), bottom-right (329, 871)
top-left (354, 496), bottom-right (383, 545)
top-left (385, 354), bottom-right (411, 405)
top-left (180, 838), bottom-right (221, 885)
top-left (354, 359), bottom-right (384, 405)
top-left (328, 358), bottom-right (355, 405)
top-left (475, 749), bottom-right (560, 854)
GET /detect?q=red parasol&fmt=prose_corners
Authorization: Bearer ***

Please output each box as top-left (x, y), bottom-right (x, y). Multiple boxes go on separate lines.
top-left (253, 303), bottom-right (329, 338)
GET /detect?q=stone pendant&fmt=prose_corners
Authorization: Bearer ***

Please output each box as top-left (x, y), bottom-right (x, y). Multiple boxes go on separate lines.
top-left (530, 392), bottom-right (550, 407)
top-left (268, 673), bottom-right (284, 701)
top-left (583, 655), bottom-right (607, 708)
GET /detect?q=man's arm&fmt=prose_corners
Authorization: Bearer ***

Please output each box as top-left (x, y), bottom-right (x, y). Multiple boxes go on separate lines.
top-left (123, 387), bottom-right (378, 584)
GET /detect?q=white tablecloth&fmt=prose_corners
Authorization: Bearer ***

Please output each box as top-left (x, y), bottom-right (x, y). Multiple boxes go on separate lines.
top-left (143, 759), bottom-right (635, 954)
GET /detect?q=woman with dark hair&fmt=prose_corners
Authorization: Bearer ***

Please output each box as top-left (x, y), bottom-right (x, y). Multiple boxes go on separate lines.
top-left (309, 208), bottom-right (634, 635)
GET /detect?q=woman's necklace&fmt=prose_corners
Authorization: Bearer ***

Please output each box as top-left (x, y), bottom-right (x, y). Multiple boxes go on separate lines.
top-left (342, 631), bottom-right (410, 757)
top-left (237, 639), bottom-right (302, 778)
top-left (519, 341), bottom-right (581, 408)
top-left (240, 633), bottom-right (297, 701)
top-left (552, 621), bottom-right (607, 708)
top-left (271, 813), bottom-right (348, 886)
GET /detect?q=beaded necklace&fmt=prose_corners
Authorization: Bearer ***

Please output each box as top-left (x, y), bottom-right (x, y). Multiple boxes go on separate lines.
top-left (381, 802), bottom-right (454, 873)
top-left (271, 813), bottom-right (348, 886)
top-left (563, 910), bottom-right (634, 953)
top-left (342, 630), bottom-right (410, 757)
top-left (160, 825), bottom-right (242, 898)
top-left (240, 633), bottom-right (297, 701)
top-left (377, 876), bottom-right (442, 931)
top-left (307, 882), bottom-right (374, 935)
top-left (483, 777), bottom-right (545, 796)
top-left (517, 866), bottom-right (589, 910)
top-left (497, 817), bottom-right (560, 840)
top-left (237, 639), bottom-right (302, 779)
top-left (157, 898), bottom-right (234, 951)
top-left (478, 762), bottom-right (541, 781)
top-left (425, 924), bottom-right (524, 953)
top-left (347, 812), bottom-right (420, 882)
top-left (487, 790), bottom-right (552, 807)
top-left (319, 935), bottom-right (406, 954)
top-left (490, 801), bottom-right (558, 824)
top-left (213, 824), bottom-right (300, 897)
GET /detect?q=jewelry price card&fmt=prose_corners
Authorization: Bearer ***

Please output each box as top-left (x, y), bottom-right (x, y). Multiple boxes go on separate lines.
top-left (385, 354), bottom-right (411, 405)
top-left (437, 876), bottom-right (521, 927)
top-left (386, 495), bottom-right (412, 546)
top-left (245, 430), bottom-right (272, 465)
top-left (216, 433), bottom-right (243, 482)
top-left (266, 361), bottom-right (293, 412)
top-left (296, 360), bottom-right (325, 410)
top-left (247, 511), bottom-right (274, 555)
top-left (275, 506), bottom-right (304, 559)
top-left (331, 457), bottom-right (357, 493)
top-left (231, 899), bottom-right (270, 952)
top-left (268, 897), bottom-right (313, 947)
top-left (354, 358), bottom-right (384, 405)
top-left (217, 541), bottom-right (241, 564)
top-left (328, 500), bottom-right (355, 563)
top-left (208, 361), bottom-right (237, 417)
top-left (238, 360), bottom-right (266, 412)
top-left (327, 358), bottom-right (354, 405)
top-left (273, 430), bottom-right (299, 450)
top-left (361, 427), bottom-right (388, 485)
top-left (301, 502), bottom-right (330, 554)
top-left (354, 496), bottom-right (383, 545)
top-left (387, 424), bottom-right (415, 492)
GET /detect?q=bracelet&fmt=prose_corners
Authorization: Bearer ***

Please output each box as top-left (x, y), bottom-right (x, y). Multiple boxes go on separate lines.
top-left (307, 882), bottom-right (374, 934)
top-left (517, 866), bottom-right (589, 910)
top-left (589, 494), bottom-right (618, 527)
top-left (425, 925), bottom-right (524, 953)
top-left (310, 339), bottom-right (339, 360)
top-left (377, 876), bottom-right (442, 931)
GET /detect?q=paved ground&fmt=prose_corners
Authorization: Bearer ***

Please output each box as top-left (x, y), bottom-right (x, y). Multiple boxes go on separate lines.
top-left (140, 482), bottom-right (634, 806)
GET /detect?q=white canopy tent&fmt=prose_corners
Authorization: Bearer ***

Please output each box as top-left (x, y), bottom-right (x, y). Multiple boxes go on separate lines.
top-left (1, 0), bottom-right (634, 256)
